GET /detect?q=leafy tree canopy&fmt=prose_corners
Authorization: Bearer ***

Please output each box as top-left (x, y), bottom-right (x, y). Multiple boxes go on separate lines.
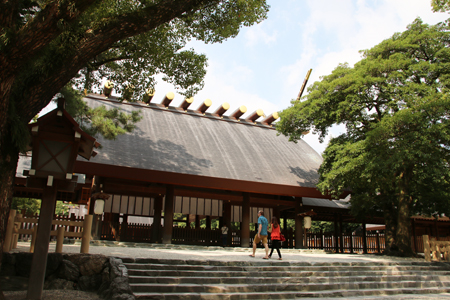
top-left (277, 18), bottom-right (450, 255)
top-left (0, 1), bottom-right (270, 286)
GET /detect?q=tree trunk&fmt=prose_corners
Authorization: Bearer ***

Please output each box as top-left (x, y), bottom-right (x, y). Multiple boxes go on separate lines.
top-left (0, 128), bottom-right (21, 299)
top-left (383, 204), bottom-right (397, 253)
top-left (396, 170), bottom-right (414, 256)
top-left (395, 183), bottom-right (414, 256)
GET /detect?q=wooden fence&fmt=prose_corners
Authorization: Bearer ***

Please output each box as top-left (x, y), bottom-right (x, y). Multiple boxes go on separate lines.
top-left (96, 221), bottom-right (443, 255)
top-left (4, 209), bottom-right (93, 254)
top-left (423, 235), bottom-right (450, 262)
top-left (306, 232), bottom-right (385, 253)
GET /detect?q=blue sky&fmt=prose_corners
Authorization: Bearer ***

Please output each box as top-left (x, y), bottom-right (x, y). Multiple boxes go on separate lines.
top-left (41, 0), bottom-right (449, 154)
top-left (153, 0), bottom-right (449, 154)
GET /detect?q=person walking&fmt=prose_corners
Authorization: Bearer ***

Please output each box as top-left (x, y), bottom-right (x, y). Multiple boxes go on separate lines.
top-left (268, 216), bottom-right (282, 260)
top-left (221, 224), bottom-right (229, 247)
top-left (249, 210), bottom-right (270, 259)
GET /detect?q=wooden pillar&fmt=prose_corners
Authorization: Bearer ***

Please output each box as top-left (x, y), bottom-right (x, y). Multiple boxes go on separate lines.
top-left (223, 201), bottom-right (232, 245)
top-left (162, 185), bottom-right (174, 244)
top-left (294, 197), bottom-right (303, 249)
top-left (350, 232), bottom-right (354, 254)
top-left (205, 216), bottom-right (211, 229)
top-left (223, 201), bottom-right (232, 228)
top-left (376, 232), bottom-right (381, 254)
top-left (334, 214), bottom-right (339, 253)
top-left (90, 176), bottom-right (104, 240)
top-left (241, 193), bottom-right (250, 248)
top-left (411, 218), bottom-right (417, 253)
top-left (195, 215), bottom-right (200, 229)
top-left (273, 207), bottom-right (281, 223)
top-left (3, 209), bottom-right (16, 253)
top-left (339, 215), bottom-right (344, 253)
top-left (120, 215), bottom-right (128, 242)
top-left (282, 211), bottom-right (287, 231)
top-left (362, 221), bottom-right (367, 254)
top-left (151, 195), bottom-right (163, 243)
top-left (27, 184), bottom-right (58, 300)
top-left (434, 218), bottom-right (439, 238)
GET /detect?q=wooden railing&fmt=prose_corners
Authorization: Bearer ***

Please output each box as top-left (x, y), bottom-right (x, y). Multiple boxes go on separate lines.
top-left (423, 235), bottom-right (450, 262)
top-left (3, 209), bottom-right (93, 254)
top-left (172, 227), bottom-right (221, 246)
top-left (95, 221), bottom-right (441, 255)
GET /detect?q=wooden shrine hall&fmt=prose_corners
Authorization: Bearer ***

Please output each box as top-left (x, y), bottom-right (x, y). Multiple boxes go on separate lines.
top-left (14, 92), bottom-right (384, 248)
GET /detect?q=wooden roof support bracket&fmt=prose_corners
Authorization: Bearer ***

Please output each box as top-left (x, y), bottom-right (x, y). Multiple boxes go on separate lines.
top-left (196, 99), bottom-right (212, 114)
top-left (161, 92), bottom-right (175, 108)
top-left (229, 105), bottom-right (247, 120)
top-left (179, 97), bottom-right (194, 111)
top-left (246, 109), bottom-right (265, 123)
top-left (213, 102), bottom-right (230, 117)
top-left (262, 112), bottom-right (279, 125)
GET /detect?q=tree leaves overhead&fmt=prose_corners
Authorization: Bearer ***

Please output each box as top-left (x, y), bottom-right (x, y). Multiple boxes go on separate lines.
top-left (277, 18), bottom-right (450, 255)
top-left (60, 85), bottom-right (143, 140)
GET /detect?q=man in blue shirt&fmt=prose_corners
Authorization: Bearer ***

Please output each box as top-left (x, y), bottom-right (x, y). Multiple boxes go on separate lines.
top-left (249, 210), bottom-right (270, 259)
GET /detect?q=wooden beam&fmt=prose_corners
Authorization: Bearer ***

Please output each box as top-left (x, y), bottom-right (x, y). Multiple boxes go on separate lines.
top-left (75, 161), bottom-right (329, 199)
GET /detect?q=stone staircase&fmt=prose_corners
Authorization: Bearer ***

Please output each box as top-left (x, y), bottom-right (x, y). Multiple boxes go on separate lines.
top-left (122, 258), bottom-right (450, 299)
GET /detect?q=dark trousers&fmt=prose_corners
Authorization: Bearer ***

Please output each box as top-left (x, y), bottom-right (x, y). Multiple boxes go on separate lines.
top-left (222, 234), bottom-right (228, 247)
top-left (269, 239), bottom-right (282, 258)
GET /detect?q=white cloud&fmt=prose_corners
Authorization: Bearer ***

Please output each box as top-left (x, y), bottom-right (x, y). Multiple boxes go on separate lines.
top-left (149, 0), bottom-right (449, 154)
top-left (244, 22), bottom-right (278, 47)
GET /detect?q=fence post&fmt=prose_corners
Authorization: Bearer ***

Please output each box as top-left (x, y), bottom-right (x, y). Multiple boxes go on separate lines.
top-left (56, 227), bottom-right (65, 253)
top-left (3, 209), bottom-right (17, 252)
top-left (12, 213), bottom-right (23, 249)
top-left (349, 232), bottom-right (354, 254)
top-left (30, 225), bottom-right (38, 253)
top-left (376, 232), bottom-right (380, 254)
top-left (81, 215), bottom-right (93, 253)
top-left (423, 235), bottom-right (431, 262)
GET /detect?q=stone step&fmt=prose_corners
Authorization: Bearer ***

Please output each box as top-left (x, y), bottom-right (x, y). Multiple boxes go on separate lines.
top-left (128, 274), bottom-right (450, 285)
top-left (124, 262), bottom-right (449, 272)
top-left (133, 286), bottom-right (450, 300)
top-left (126, 268), bottom-right (450, 278)
top-left (125, 259), bottom-right (450, 299)
top-left (124, 258), bottom-right (441, 268)
top-left (130, 279), bottom-right (450, 294)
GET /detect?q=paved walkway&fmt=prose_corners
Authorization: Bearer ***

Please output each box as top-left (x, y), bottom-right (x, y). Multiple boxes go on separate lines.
top-left (13, 240), bottom-right (426, 264)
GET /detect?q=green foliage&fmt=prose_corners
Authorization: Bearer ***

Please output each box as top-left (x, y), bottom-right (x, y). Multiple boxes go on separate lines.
top-left (11, 198), bottom-right (40, 215)
top-left (277, 18), bottom-right (450, 255)
top-left (1, 0), bottom-right (269, 150)
top-left (60, 85), bottom-right (143, 140)
top-left (11, 198), bottom-right (70, 216)
top-left (432, 0), bottom-right (450, 12)
top-left (55, 201), bottom-right (70, 216)
top-left (66, 0), bottom-right (269, 98)
top-left (309, 221), bottom-right (360, 234)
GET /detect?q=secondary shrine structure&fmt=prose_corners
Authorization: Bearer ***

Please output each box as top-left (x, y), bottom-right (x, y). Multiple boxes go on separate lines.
top-left (15, 92), bottom-right (388, 250)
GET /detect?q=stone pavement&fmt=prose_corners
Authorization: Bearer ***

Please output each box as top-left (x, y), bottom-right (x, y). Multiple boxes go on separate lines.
top-left (11, 240), bottom-right (426, 264)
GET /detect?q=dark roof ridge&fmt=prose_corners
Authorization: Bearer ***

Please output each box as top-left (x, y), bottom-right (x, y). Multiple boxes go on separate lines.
top-left (84, 93), bottom-right (277, 130)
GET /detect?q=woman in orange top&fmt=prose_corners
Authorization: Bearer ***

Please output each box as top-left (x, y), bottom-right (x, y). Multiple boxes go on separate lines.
top-left (268, 216), bottom-right (282, 260)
